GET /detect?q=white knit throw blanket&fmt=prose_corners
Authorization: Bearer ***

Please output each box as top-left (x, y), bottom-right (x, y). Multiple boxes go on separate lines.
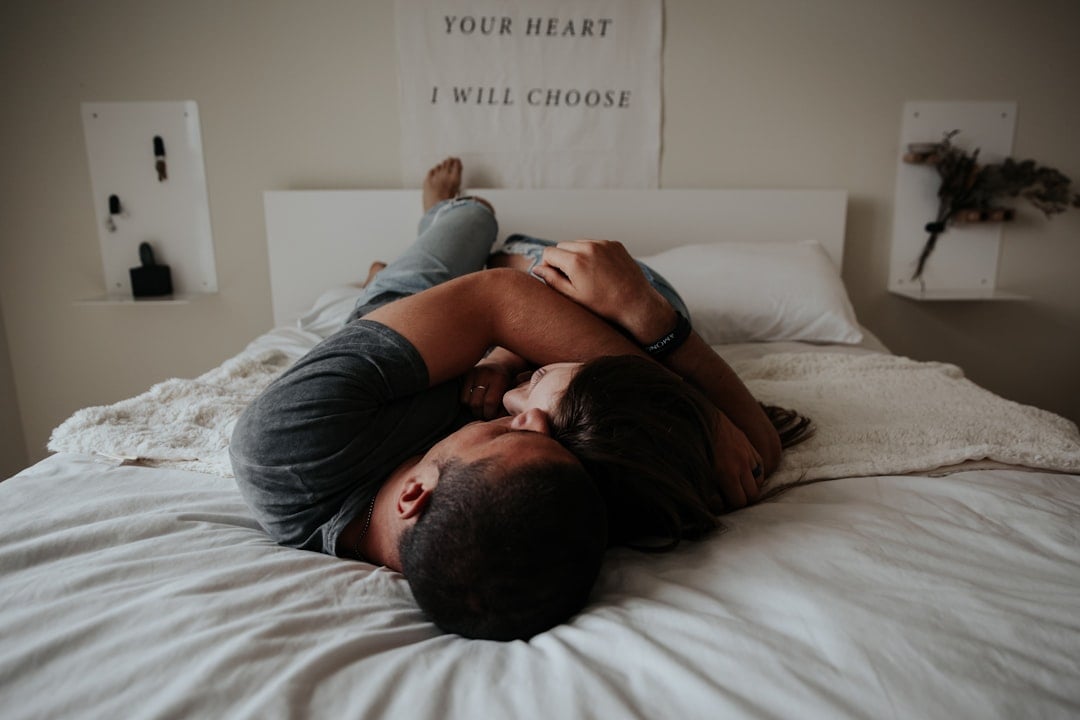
top-left (736, 352), bottom-right (1080, 488)
top-left (49, 350), bottom-right (1080, 482)
top-left (49, 349), bottom-right (293, 477)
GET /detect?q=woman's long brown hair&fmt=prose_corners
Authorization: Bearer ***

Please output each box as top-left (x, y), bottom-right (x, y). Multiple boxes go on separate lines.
top-left (553, 356), bottom-right (813, 551)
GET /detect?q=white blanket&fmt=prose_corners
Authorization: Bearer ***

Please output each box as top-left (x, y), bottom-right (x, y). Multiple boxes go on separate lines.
top-left (48, 347), bottom-right (1080, 482)
top-left (738, 352), bottom-right (1080, 487)
top-left (48, 348), bottom-right (293, 476)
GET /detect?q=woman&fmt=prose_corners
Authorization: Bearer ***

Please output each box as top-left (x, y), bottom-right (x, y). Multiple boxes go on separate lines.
top-left (461, 235), bottom-right (812, 548)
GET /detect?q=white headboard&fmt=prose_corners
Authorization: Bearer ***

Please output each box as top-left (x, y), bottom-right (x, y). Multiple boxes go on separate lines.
top-left (264, 189), bottom-right (847, 326)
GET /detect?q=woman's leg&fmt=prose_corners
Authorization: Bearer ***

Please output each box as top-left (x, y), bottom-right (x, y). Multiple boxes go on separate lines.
top-left (489, 234), bottom-right (555, 276)
top-left (348, 158), bottom-right (497, 321)
top-left (492, 234), bottom-right (692, 321)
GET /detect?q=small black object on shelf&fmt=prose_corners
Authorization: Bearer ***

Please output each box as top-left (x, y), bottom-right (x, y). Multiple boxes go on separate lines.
top-left (130, 241), bottom-right (173, 297)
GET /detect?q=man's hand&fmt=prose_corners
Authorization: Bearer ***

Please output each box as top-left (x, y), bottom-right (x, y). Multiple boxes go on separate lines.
top-left (532, 240), bottom-right (675, 342)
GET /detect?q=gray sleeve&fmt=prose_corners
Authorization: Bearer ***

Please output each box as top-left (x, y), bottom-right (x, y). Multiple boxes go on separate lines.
top-left (230, 320), bottom-right (460, 554)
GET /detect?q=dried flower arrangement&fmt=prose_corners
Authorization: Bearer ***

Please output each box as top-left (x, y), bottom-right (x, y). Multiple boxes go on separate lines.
top-left (905, 130), bottom-right (1080, 281)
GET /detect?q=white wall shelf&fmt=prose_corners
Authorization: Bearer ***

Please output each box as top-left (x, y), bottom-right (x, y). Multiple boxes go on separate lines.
top-left (888, 101), bottom-right (1024, 302)
top-left (81, 101), bottom-right (218, 300)
top-left (889, 287), bottom-right (1027, 302)
top-left (74, 293), bottom-right (216, 306)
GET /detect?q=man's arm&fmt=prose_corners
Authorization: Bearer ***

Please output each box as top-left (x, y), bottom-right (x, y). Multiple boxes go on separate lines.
top-left (366, 262), bottom-right (773, 510)
top-left (363, 268), bottom-right (646, 387)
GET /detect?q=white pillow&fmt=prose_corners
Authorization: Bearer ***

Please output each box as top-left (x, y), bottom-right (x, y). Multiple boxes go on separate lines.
top-left (296, 285), bottom-right (367, 337)
top-left (638, 241), bottom-right (863, 345)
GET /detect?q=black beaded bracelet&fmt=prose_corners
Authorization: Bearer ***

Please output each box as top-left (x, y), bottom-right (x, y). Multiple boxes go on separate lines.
top-left (643, 311), bottom-right (692, 358)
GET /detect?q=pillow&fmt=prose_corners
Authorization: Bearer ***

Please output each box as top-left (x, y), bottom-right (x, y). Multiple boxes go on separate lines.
top-left (296, 285), bottom-right (367, 337)
top-left (637, 241), bottom-right (863, 345)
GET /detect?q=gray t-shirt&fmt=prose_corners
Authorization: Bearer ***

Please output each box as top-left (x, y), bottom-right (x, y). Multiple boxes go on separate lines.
top-left (230, 320), bottom-right (467, 556)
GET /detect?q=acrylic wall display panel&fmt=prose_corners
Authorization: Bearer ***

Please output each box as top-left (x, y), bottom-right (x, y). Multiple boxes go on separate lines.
top-left (81, 101), bottom-right (217, 299)
top-left (889, 101), bottom-right (1020, 300)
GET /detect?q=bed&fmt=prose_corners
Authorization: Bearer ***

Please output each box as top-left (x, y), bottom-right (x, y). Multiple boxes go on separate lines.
top-left (4, 189), bottom-right (1080, 719)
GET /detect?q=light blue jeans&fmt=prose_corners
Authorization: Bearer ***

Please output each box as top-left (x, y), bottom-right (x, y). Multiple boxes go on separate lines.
top-left (501, 234), bottom-right (691, 320)
top-left (347, 199), bottom-right (689, 322)
top-left (347, 198), bottom-right (498, 322)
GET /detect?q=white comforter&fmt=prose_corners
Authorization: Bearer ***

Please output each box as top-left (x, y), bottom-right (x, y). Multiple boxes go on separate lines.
top-left (2, 454), bottom-right (1078, 719)
top-left (5, 326), bottom-right (1080, 719)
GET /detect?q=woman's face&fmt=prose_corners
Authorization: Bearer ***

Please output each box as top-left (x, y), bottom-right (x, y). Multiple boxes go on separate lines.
top-left (502, 362), bottom-right (582, 416)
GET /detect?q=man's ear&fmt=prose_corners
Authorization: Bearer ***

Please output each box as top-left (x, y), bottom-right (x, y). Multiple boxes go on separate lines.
top-left (398, 477), bottom-right (435, 520)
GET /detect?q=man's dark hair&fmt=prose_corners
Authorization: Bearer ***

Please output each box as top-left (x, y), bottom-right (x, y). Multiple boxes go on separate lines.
top-left (398, 457), bottom-right (607, 641)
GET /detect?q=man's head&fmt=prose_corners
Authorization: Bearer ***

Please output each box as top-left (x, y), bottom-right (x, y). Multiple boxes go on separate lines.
top-left (396, 414), bottom-right (607, 641)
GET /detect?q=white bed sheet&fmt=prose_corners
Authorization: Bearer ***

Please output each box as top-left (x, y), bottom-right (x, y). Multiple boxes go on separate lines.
top-left (3, 453), bottom-right (1078, 720)
top-left (5, 325), bottom-right (1080, 719)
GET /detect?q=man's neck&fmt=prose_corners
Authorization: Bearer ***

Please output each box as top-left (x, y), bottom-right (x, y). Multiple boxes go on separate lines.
top-left (338, 457), bottom-right (419, 570)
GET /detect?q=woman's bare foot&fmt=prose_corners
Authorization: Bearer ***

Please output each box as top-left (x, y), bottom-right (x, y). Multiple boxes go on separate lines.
top-left (423, 157), bottom-right (462, 212)
top-left (361, 261), bottom-right (386, 288)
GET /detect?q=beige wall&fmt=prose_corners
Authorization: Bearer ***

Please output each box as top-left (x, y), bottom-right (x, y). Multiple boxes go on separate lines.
top-left (0, 298), bottom-right (28, 478)
top-left (1, 0), bottom-right (1078, 472)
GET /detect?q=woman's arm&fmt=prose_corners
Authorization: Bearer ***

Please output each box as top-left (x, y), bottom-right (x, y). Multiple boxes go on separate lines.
top-left (460, 347), bottom-right (529, 419)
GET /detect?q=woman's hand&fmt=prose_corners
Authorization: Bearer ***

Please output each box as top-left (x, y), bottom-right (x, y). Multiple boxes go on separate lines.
top-left (707, 410), bottom-right (765, 513)
top-left (459, 347), bottom-right (527, 419)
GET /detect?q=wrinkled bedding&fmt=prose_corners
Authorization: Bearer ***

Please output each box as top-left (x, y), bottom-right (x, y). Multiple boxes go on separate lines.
top-left (5, 327), bottom-right (1080, 719)
top-left (2, 453), bottom-right (1078, 719)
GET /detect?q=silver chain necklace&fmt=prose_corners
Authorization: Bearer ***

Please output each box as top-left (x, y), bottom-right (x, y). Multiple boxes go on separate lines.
top-left (352, 496), bottom-right (377, 561)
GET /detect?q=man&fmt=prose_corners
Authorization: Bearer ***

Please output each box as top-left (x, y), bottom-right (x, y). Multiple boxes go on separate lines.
top-left (232, 160), bottom-right (656, 640)
top-left (232, 158), bottom-right (781, 640)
